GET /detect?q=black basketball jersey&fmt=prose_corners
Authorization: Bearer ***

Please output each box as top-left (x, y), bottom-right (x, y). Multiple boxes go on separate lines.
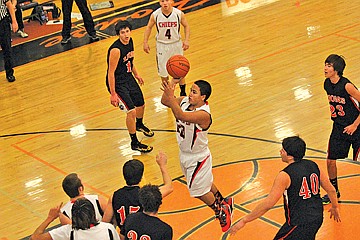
top-left (123, 212), bottom-right (173, 240)
top-left (324, 76), bottom-right (360, 127)
top-left (282, 160), bottom-right (323, 225)
top-left (106, 38), bottom-right (135, 91)
top-left (112, 186), bottom-right (142, 233)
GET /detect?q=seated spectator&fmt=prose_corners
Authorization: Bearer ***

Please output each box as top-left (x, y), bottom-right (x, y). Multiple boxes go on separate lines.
top-left (122, 184), bottom-right (173, 239)
top-left (59, 173), bottom-right (107, 225)
top-left (30, 198), bottom-right (120, 240)
top-left (102, 151), bottom-right (173, 239)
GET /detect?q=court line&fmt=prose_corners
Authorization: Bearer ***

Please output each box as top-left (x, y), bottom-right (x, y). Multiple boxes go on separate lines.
top-left (335, 33), bottom-right (360, 43)
top-left (11, 144), bottom-right (110, 198)
top-left (2, 129), bottom-right (328, 155)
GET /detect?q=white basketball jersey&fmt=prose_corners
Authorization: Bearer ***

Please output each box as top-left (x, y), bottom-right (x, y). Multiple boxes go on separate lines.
top-left (176, 97), bottom-right (211, 153)
top-left (61, 194), bottom-right (103, 222)
top-left (153, 7), bottom-right (182, 44)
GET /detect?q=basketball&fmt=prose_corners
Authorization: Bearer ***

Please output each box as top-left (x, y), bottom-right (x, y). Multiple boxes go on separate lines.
top-left (166, 55), bottom-right (190, 79)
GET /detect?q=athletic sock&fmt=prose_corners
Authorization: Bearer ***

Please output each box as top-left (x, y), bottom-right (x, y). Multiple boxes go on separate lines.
top-left (214, 191), bottom-right (224, 205)
top-left (136, 118), bottom-right (143, 126)
top-left (209, 200), bottom-right (220, 215)
top-left (130, 133), bottom-right (138, 144)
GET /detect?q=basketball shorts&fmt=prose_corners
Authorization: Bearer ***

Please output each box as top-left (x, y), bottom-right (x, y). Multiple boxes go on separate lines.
top-left (156, 41), bottom-right (183, 78)
top-left (327, 122), bottom-right (360, 161)
top-left (110, 76), bottom-right (145, 112)
top-left (274, 219), bottom-right (322, 240)
top-left (179, 150), bottom-right (213, 197)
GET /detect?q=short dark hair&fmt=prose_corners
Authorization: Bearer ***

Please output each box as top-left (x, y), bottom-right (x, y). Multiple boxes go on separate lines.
top-left (62, 173), bottom-right (83, 198)
top-left (139, 184), bottom-right (162, 213)
top-left (194, 80), bottom-right (212, 101)
top-left (71, 198), bottom-right (99, 230)
top-left (325, 54), bottom-right (346, 76)
top-left (282, 136), bottom-right (306, 162)
top-left (115, 20), bottom-right (132, 35)
top-left (123, 159), bottom-right (144, 185)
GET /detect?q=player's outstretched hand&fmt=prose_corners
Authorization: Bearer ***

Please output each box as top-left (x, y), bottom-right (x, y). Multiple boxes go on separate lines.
top-left (47, 202), bottom-right (63, 222)
top-left (229, 219), bottom-right (246, 236)
top-left (156, 151), bottom-right (167, 167)
top-left (329, 207), bottom-right (341, 222)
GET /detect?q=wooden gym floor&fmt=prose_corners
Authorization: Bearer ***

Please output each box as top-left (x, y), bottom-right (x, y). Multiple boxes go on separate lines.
top-left (0, 0), bottom-right (359, 239)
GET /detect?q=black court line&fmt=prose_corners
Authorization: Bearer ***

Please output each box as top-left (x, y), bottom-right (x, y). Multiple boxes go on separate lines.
top-left (1, 128), bottom-right (332, 156)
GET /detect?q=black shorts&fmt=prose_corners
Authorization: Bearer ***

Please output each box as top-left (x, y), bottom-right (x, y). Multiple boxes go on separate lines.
top-left (328, 123), bottom-right (360, 160)
top-left (274, 220), bottom-right (322, 240)
top-left (107, 75), bottom-right (144, 111)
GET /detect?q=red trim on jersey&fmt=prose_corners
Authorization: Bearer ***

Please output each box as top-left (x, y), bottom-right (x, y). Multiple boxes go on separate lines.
top-left (284, 195), bottom-right (291, 225)
top-left (191, 127), bottom-right (201, 149)
top-left (350, 96), bottom-right (360, 112)
top-left (278, 225), bottom-right (297, 240)
top-left (118, 95), bottom-right (130, 111)
top-left (355, 148), bottom-right (360, 161)
top-left (189, 155), bottom-right (210, 188)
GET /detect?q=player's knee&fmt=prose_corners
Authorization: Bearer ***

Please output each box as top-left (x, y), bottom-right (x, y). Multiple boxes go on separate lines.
top-left (127, 108), bottom-right (137, 118)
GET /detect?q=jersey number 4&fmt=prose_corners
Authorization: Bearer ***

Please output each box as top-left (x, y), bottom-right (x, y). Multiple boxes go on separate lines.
top-left (299, 173), bottom-right (319, 199)
top-left (165, 29), bottom-right (171, 39)
top-left (117, 205), bottom-right (141, 225)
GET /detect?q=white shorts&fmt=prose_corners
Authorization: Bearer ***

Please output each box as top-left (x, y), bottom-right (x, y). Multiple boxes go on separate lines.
top-left (179, 150), bottom-right (213, 197)
top-left (156, 41), bottom-right (183, 78)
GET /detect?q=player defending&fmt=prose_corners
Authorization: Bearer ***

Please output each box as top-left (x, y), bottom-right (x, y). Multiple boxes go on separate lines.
top-left (143, 0), bottom-right (190, 96)
top-left (161, 80), bottom-right (233, 232)
top-left (122, 184), bottom-right (173, 239)
top-left (102, 151), bottom-right (173, 239)
top-left (230, 136), bottom-right (341, 239)
top-left (322, 54), bottom-right (360, 204)
top-left (106, 20), bottom-right (154, 153)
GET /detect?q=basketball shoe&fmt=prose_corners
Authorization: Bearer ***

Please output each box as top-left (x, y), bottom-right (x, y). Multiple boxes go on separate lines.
top-left (216, 204), bottom-right (232, 232)
top-left (222, 197), bottom-right (234, 214)
top-left (322, 191), bottom-right (341, 205)
top-left (131, 141), bottom-right (153, 153)
top-left (136, 123), bottom-right (154, 137)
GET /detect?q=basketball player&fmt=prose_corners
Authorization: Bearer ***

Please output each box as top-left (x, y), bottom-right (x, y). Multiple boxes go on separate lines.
top-left (161, 80), bottom-right (233, 232)
top-left (30, 198), bottom-right (120, 240)
top-left (102, 151), bottom-right (173, 239)
top-left (322, 54), bottom-right (360, 204)
top-left (143, 0), bottom-right (190, 96)
top-left (106, 20), bottom-right (154, 153)
top-left (230, 136), bottom-right (341, 239)
top-left (122, 184), bottom-right (173, 239)
top-left (59, 173), bottom-right (107, 225)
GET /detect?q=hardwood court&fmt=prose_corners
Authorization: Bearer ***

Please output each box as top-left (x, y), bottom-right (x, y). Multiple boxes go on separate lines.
top-left (1, 0), bottom-right (360, 239)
